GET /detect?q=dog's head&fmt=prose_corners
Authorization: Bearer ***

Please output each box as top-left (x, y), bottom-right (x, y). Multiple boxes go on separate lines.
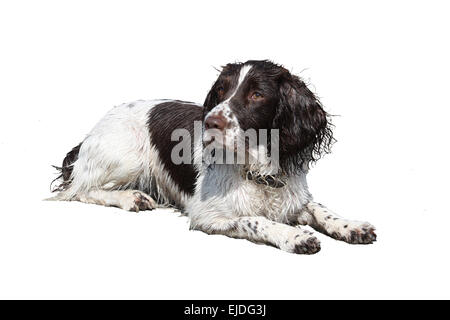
top-left (202, 60), bottom-right (334, 174)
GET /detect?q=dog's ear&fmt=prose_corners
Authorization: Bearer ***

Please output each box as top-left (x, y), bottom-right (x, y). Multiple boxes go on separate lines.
top-left (273, 73), bottom-right (334, 172)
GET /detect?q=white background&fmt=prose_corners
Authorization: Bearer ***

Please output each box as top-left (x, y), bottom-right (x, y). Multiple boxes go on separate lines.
top-left (0, 0), bottom-right (449, 299)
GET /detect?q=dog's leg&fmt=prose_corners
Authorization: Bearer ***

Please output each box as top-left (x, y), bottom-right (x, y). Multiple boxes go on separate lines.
top-left (299, 202), bottom-right (377, 244)
top-left (192, 216), bottom-right (321, 254)
top-left (75, 189), bottom-right (156, 212)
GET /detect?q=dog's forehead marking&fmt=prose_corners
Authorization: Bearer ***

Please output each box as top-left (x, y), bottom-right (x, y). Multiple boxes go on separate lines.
top-left (206, 64), bottom-right (253, 120)
top-left (226, 64), bottom-right (252, 102)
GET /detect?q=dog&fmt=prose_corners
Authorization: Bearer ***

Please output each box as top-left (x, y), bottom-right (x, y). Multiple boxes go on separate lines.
top-left (49, 60), bottom-right (376, 254)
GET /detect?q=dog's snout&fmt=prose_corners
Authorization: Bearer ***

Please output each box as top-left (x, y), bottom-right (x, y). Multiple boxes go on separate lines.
top-left (205, 115), bottom-right (227, 131)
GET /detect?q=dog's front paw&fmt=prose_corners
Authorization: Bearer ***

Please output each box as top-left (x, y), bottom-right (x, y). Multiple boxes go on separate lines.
top-left (119, 190), bottom-right (156, 212)
top-left (280, 230), bottom-right (321, 254)
top-left (331, 221), bottom-right (377, 244)
top-left (293, 236), bottom-right (321, 254)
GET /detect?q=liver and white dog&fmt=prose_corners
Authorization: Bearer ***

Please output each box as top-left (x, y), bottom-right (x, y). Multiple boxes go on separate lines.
top-left (50, 60), bottom-right (376, 254)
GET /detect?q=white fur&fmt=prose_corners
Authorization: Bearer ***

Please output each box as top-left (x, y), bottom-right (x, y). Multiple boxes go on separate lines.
top-left (78, 189), bottom-right (156, 212)
top-left (302, 202), bottom-right (376, 243)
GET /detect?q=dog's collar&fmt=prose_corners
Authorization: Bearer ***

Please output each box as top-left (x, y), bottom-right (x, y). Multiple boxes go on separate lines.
top-left (242, 169), bottom-right (287, 188)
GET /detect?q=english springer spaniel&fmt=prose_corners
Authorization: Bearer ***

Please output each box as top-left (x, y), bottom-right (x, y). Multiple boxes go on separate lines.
top-left (49, 60), bottom-right (376, 254)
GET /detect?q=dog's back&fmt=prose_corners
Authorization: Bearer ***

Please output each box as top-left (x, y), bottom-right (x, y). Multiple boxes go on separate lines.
top-left (51, 99), bottom-right (203, 209)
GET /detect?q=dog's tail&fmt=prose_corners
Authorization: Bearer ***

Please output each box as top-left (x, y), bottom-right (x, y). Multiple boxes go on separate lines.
top-left (48, 142), bottom-right (82, 198)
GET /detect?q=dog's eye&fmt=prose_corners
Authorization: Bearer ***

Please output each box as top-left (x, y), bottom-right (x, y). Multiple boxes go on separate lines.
top-left (217, 86), bottom-right (225, 95)
top-left (251, 92), bottom-right (264, 101)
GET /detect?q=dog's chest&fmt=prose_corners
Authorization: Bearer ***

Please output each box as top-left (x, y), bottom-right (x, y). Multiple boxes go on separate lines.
top-left (231, 175), bottom-right (310, 222)
top-left (195, 166), bottom-right (311, 222)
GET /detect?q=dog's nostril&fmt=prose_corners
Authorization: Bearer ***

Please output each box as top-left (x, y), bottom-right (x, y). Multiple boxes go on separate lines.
top-left (205, 115), bottom-right (227, 131)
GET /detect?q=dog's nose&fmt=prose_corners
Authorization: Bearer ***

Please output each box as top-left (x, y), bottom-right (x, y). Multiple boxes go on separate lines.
top-left (205, 115), bottom-right (227, 131)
